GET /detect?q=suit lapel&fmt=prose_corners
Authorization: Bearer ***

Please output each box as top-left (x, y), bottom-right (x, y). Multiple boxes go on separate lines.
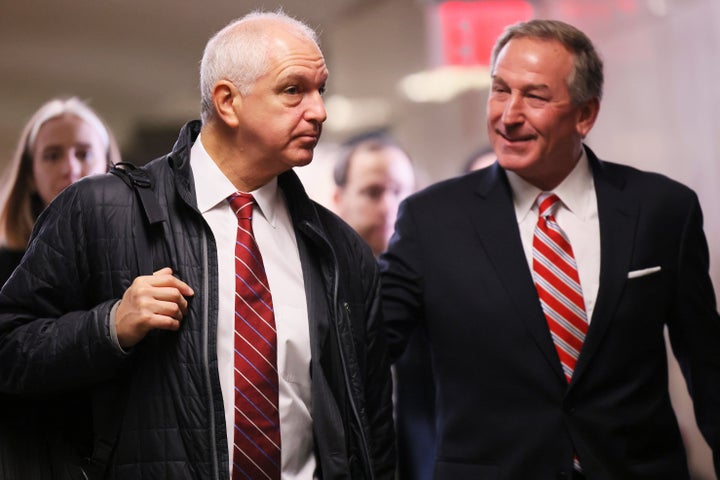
top-left (470, 165), bottom-right (565, 381)
top-left (570, 149), bottom-right (639, 386)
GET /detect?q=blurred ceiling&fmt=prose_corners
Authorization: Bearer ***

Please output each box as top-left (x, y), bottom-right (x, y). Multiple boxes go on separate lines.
top-left (0, 0), bottom-right (374, 158)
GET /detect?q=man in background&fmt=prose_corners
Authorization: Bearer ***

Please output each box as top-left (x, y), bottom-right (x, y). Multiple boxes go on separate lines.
top-left (333, 132), bottom-right (434, 480)
top-left (333, 132), bottom-right (415, 257)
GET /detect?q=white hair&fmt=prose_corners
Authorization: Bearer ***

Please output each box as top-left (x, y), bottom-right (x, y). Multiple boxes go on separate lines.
top-left (199, 10), bottom-right (320, 124)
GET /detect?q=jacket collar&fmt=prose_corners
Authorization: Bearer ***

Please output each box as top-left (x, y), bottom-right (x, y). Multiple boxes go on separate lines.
top-left (469, 145), bottom-right (639, 387)
top-left (168, 120), bottom-right (322, 227)
top-left (278, 169), bottom-right (325, 236)
top-left (167, 120), bottom-right (203, 210)
top-left (570, 145), bottom-right (638, 386)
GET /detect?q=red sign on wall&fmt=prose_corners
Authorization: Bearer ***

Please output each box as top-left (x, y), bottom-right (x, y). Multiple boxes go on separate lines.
top-left (439, 0), bottom-right (534, 67)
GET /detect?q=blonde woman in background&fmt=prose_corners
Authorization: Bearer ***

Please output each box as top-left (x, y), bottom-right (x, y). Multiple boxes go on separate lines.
top-left (0, 96), bottom-right (119, 286)
top-left (0, 96), bottom-right (118, 480)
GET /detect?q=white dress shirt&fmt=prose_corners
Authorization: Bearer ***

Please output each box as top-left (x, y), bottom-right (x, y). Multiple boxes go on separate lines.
top-left (505, 150), bottom-right (600, 322)
top-left (191, 135), bottom-right (316, 479)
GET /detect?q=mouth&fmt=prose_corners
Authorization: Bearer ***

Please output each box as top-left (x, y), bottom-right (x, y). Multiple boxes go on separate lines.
top-left (295, 133), bottom-right (320, 148)
top-left (298, 126), bottom-right (322, 141)
top-left (497, 130), bottom-right (535, 144)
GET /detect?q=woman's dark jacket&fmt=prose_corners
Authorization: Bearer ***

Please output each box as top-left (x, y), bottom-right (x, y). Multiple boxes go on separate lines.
top-left (0, 120), bottom-right (395, 479)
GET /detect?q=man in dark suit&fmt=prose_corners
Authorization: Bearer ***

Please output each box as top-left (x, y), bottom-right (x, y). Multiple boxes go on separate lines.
top-left (380, 19), bottom-right (720, 479)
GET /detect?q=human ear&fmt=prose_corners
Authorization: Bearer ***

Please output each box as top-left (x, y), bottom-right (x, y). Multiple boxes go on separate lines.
top-left (576, 97), bottom-right (600, 138)
top-left (212, 80), bottom-right (241, 128)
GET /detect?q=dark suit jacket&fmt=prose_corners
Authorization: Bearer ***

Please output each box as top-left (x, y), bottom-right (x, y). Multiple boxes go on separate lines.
top-left (380, 147), bottom-right (720, 479)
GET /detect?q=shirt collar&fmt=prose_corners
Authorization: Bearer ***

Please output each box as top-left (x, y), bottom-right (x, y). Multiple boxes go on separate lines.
top-left (506, 147), bottom-right (595, 222)
top-left (190, 133), bottom-right (281, 227)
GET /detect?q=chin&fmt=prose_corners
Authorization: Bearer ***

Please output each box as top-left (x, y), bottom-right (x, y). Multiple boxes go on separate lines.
top-left (497, 154), bottom-right (536, 173)
top-left (298, 156), bottom-right (314, 166)
top-left (291, 149), bottom-right (315, 167)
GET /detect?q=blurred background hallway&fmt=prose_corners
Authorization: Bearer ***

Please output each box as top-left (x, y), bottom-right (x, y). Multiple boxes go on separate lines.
top-left (1, 1), bottom-right (718, 477)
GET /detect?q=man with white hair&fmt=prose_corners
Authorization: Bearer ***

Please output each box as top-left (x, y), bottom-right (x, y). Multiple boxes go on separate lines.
top-left (0, 11), bottom-right (395, 480)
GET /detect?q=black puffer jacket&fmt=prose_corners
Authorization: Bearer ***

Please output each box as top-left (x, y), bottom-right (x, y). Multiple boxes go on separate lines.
top-left (0, 121), bottom-right (395, 479)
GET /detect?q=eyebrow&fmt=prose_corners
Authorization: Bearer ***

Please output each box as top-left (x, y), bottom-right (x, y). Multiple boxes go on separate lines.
top-left (280, 72), bottom-right (305, 83)
top-left (491, 76), bottom-right (550, 92)
top-left (41, 142), bottom-right (94, 151)
top-left (279, 69), bottom-right (328, 85)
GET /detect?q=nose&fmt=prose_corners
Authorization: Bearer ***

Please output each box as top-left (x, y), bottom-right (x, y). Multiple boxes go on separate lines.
top-left (502, 92), bottom-right (524, 126)
top-left (378, 194), bottom-right (390, 214)
top-left (306, 91), bottom-right (327, 124)
top-left (379, 191), bottom-right (400, 218)
top-left (62, 151), bottom-right (83, 181)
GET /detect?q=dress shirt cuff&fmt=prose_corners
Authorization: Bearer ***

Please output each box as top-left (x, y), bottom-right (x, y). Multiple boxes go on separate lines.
top-left (108, 300), bottom-right (130, 354)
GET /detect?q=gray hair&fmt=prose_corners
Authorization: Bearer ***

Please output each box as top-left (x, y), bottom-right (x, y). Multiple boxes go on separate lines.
top-left (199, 10), bottom-right (320, 124)
top-left (490, 19), bottom-right (603, 105)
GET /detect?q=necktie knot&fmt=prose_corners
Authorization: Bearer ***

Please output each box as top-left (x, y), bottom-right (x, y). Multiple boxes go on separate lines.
top-left (229, 192), bottom-right (255, 220)
top-left (537, 193), bottom-right (561, 219)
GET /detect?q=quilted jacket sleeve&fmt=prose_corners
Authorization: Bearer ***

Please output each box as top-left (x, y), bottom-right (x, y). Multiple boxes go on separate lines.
top-left (0, 176), bottom-right (132, 395)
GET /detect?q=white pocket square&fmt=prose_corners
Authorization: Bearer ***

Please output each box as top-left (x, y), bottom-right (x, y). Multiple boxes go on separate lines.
top-left (627, 266), bottom-right (661, 279)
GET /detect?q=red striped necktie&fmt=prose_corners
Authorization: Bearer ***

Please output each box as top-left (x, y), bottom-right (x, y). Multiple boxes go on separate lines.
top-left (532, 193), bottom-right (588, 382)
top-left (532, 193), bottom-right (587, 474)
top-left (228, 192), bottom-right (281, 480)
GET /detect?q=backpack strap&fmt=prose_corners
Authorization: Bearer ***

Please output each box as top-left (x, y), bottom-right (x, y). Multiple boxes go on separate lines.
top-left (109, 162), bottom-right (168, 276)
top-left (110, 162), bottom-right (165, 226)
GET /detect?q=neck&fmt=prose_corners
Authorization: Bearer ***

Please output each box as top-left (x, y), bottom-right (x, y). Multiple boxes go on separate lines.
top-left (200, 124), bottom-right (274, 192)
